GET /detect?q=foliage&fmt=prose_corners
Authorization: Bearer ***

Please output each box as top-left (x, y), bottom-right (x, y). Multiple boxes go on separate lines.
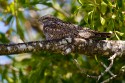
top-left (0, 0), bottom-right (125, 83)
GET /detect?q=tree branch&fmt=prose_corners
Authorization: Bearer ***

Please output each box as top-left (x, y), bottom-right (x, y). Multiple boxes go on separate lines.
top-left (0, 38), bottom-right (124, 56)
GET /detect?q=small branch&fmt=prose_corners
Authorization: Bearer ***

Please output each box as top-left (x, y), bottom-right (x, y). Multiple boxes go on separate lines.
top-left (72, 59), bottom-right (86, 75)
top-left (97, 59), bottom-right (114, 81)
top-left (100, 62), bottom-right (116, 76)
top-left (100, 62), bottom-right (117, 83)
top-left (101, 75), bottom-right (117, 83)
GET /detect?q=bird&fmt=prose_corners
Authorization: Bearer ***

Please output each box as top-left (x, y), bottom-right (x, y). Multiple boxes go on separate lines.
top-left (38, 15), bottom-right (111, 40)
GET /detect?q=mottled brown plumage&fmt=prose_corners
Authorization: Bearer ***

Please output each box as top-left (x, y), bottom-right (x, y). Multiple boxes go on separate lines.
top-left (38, 15), bottom-right (111, 40)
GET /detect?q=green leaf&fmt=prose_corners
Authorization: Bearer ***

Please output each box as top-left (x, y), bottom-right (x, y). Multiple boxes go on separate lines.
top-left (114, 31), bottom-right (121, 40)
top-left (101, 1), bottom-right (107, 15)
top-left (73, 6), bottom-right (82, 16)
top-left (0, 32), bottom-right (10, 43)
top-left (5, 14), bottom-right (13, 25)
top-left (17, 19), bottom-right (25, 40)
top-left (100, 16), bottom-right (105, 25)
top-left (112, 14), bottom-right (116, 19)
top-left (115, 31), bottom-right (124, 36)
top-left (84, 13), bottom-right (88, 23)
top-left (117, 0), bottom-right (123, 8)
top-left (77, 0), bottom-right (84, 5)
top-left (94, 55), bottom-right (99, 62)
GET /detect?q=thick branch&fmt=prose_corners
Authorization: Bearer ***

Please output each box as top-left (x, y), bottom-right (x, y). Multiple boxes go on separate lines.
top-left (73, 38), bottom-right (124, 56)
top-left (0, 38), bottom-right (124, 56)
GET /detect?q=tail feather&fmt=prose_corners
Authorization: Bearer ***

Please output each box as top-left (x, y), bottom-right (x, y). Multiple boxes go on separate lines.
top-left (95, 32), bottom-right (111, 38)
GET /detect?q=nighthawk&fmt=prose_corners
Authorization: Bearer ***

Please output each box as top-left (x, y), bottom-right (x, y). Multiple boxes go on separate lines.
top-left (38, 15), bottom-right (111, 40)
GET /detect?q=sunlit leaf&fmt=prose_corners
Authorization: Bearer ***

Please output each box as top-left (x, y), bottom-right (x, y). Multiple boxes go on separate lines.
top-left (94, 55), bottom-right (98, 62)
top-left (100, 16), bottom-right (105, 25)
top-left (77, 0), bottom-right (84, 5)
top-left (114, 31), bottom-right (120, 40)
top-left (101, 1), bottom-right (107, 15)
top-left (115, 31), bottom-right (124, 36)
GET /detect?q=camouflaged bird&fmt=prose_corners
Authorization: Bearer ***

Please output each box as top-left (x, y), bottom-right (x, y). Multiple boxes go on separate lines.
top-left (38, 15), bottom-right (111, 40)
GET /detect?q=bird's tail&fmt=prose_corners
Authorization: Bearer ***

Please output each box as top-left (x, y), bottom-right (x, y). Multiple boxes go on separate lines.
top-left (95, 32), bottom-right (112, 38)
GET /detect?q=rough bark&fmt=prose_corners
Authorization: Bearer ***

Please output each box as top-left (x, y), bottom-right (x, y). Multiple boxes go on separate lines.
top-left (0, 38), bottom-right (124, 56)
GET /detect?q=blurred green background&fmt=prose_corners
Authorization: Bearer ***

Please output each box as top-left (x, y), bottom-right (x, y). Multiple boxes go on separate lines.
top-left (0, 0), bottom-right (125, 83)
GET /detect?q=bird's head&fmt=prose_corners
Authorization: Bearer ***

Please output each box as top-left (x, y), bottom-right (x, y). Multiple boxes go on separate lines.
top-left (38, 15), bottom-right (62, 26)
